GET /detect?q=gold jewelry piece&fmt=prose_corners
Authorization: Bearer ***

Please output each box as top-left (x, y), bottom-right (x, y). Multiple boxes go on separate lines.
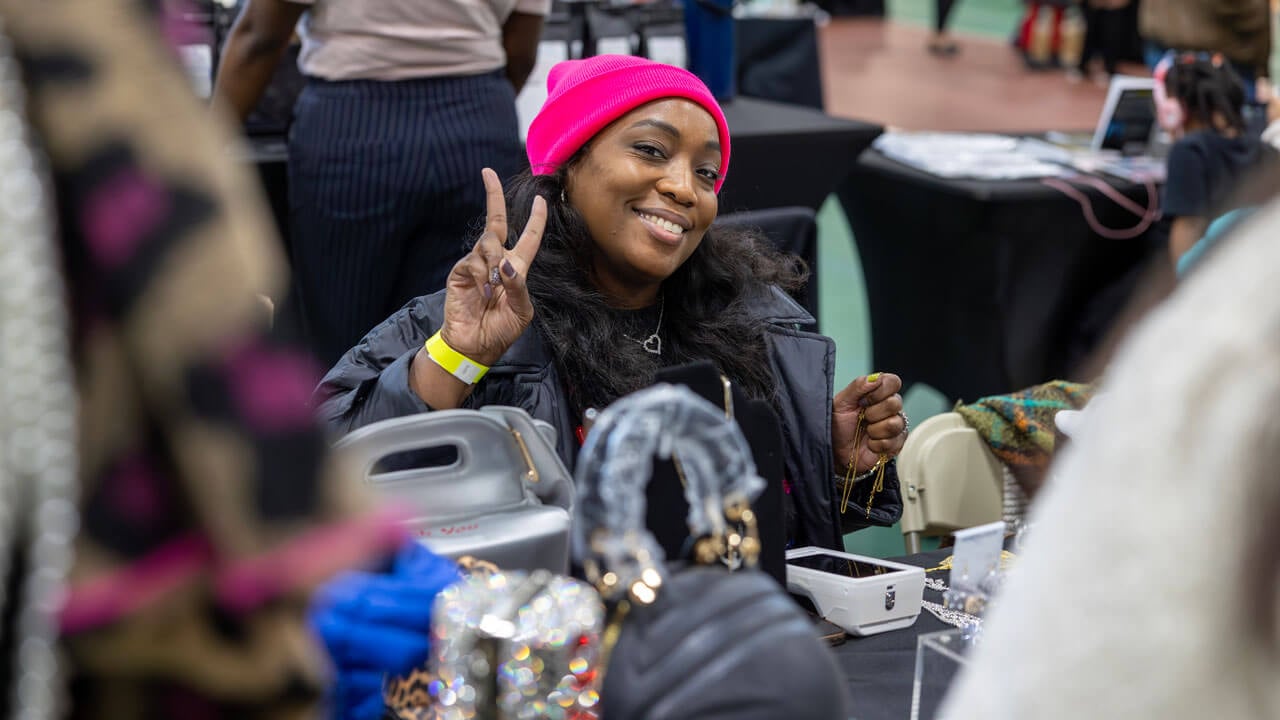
top-left (720, 373), bottom-right (734, 419)
top-left (864, 454), bottom-right (888, 519)
top-left (924, 550), bottom-right (1018, 574)
top-left (839, 408), bottom-right (891, 517)
top-left (839, 410), bottom-right (865, 514)
top-left (596, 599), bottom-right (632, 687)
top-left (456, 555), bottom-right (501, 576)
top-left (672, 375), bottom-right (757, 569)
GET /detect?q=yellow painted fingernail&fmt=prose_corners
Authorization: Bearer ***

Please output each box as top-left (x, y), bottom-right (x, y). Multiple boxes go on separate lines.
top-left (866, 372), bottom-right (882, 383)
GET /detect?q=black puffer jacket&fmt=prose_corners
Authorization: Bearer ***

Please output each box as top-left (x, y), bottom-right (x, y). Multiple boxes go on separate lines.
top-left (315, 286), bottom-right (901, 549)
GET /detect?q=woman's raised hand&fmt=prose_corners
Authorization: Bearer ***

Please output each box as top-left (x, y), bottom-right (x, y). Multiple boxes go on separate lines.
top-left (440, 168), bottom-right (546, 366)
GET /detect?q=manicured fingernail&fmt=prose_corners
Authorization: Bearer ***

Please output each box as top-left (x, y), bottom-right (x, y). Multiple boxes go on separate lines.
top-left (866, 372), bottom-right (882, 383)
top-left (483, 283), bottom-right (493, 300)
top-left (490, 267), bottom-right (501, 285)
top-left (502, 259), bottom-right (516, 278)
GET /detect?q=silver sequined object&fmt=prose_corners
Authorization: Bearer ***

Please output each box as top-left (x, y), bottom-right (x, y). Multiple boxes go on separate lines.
top-left (428, 570), bottom-right (605, 720)
top-left (0, 19), bottom-right (80, 720)
top-left (922, 578), bottom-right (983, 630)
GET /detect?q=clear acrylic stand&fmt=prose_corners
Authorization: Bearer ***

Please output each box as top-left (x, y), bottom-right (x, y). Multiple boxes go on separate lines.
top-left (909, 627), bottom-right (976, 720)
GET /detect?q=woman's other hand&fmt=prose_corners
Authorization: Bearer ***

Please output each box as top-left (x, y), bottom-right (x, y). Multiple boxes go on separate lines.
top-left (410, 169), bottom-right (545, 408)
top-left (832, 372), bottom-right (907, 474)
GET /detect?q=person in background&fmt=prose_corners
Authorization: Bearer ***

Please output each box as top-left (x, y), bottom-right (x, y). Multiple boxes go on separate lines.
top-left (1154, 53), bottom-right (1276, 272)
top-left (316, 55), bottom-right (911, 552)
top-left (1075, 0), bottom-right (1134, 84)
top-left (928, 0), bottom-right (961, 56)
top-left (1139, 0), bottom-right (1271, 102)
top-left (213, 0), bottom-right (547, 367)
top-left (0, 1), bottom-right (456, 717)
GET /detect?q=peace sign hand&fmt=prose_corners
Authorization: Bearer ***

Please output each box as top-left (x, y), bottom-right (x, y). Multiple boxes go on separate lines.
top-left (440, 168), bottom-right (547, 367)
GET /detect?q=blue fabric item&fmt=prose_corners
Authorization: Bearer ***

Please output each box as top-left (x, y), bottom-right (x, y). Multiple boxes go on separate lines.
top-left (1177, 207), bottom-right (1255, 276)
top-left (310, 541), bottom-right (460, 720)
top-left (683, 0), bottom-right (736, 100)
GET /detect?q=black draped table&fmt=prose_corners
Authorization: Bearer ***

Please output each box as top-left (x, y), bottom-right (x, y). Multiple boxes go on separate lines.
top-left (718, 97), bottom-right (881, 213)
top-left (838, 149), bottom-right (1161, 404)
top-left (736, 15), bottom-right (825, 111)
top-left (833, 547), bottom-right (963, 720)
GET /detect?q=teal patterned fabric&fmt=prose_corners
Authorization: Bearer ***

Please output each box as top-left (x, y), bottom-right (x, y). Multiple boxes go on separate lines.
top-left (954, 380), bottom-right (1094, 471)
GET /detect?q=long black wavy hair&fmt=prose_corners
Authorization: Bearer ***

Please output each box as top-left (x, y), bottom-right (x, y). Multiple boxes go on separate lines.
top-left (501, 153), bottom-right (808, 417)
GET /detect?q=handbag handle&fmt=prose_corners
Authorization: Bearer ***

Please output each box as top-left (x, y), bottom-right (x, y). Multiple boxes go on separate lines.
top-left (573, 384), bottom-right (765, 604)
top-left (334, 408), bottom-right (573, 524)
top-left (479, 407), bottom-right (574, 512)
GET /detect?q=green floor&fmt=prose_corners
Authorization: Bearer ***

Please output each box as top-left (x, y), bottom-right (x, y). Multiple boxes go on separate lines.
top-left (886, 0), bottom-right (1024, 39)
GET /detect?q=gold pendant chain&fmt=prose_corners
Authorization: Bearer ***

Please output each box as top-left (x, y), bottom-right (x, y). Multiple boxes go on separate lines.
top-left (840, 409), bottom-right (888, 517)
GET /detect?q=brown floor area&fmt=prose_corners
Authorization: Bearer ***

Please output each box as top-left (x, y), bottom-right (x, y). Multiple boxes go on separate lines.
top-left (820, 18), bottom-right (1131, 133)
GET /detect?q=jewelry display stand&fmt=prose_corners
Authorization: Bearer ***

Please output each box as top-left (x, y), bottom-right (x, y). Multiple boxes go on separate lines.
top-left (910, 627), bottom-right (976, 720)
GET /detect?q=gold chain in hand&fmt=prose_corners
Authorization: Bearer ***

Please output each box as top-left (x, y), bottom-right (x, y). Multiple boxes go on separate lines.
top-left (839, 410), bottom-right (864, 514)
top-left (839, 409), bottom-right (889, 517)
top-left (864, 454), bottom-right (888, 519)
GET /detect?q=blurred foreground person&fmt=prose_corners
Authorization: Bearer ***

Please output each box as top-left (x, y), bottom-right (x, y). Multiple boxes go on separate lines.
top-left (940, 196), bottom-right (1280, 717)
top-left (0, 0), bottom-right (413, 716)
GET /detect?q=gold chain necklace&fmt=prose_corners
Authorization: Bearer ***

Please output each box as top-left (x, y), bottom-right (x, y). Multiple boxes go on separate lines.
top-left (839, 408), bottom-right (889, 517)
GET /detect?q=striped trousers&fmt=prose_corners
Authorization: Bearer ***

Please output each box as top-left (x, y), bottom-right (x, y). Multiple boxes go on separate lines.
top-left (287, 70), bottom-right (525, 367)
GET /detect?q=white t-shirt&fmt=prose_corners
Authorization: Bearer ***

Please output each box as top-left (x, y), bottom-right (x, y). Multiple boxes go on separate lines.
top-left (288, 0), bottom-right (551, 82)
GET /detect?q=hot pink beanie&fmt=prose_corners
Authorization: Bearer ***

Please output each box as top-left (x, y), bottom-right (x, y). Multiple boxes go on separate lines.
top-left (526, 55), bottom-right (731, 192)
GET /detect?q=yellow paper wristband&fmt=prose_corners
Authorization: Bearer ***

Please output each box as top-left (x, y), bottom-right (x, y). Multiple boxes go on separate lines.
top-left (424, 332), bottom-right (489, 385)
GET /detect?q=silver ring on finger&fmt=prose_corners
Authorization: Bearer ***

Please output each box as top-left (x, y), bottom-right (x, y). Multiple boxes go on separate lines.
top-left (899, 411), bottom-right (910, 437)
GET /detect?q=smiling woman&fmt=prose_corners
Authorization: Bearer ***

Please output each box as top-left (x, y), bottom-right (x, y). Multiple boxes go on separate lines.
top-left (315, 55), bottom-right (911, 554)
top-left (566, 101), bottom-right (721, 304)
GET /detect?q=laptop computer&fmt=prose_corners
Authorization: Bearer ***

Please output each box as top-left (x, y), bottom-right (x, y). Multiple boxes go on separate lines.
top-left (1091, 76), bottom-right (1158, 155)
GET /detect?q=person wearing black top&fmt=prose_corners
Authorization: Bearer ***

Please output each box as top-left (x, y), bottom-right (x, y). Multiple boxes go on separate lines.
top-left (1156, 53), bottom-right (1277, 267)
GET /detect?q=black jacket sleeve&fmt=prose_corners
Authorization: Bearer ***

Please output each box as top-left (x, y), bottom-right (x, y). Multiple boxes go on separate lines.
top-left (313, 293), bottom-right (444, 436)
top-left (837, 460), bottom-right (904, 534)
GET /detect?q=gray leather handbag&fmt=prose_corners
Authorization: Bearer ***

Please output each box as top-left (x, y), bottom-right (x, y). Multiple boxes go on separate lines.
top-left (334, 407), bottom-right (575, 574)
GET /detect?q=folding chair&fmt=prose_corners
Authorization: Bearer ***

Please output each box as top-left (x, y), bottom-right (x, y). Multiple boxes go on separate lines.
top-left (898, 412), bottom-right (1004, 554)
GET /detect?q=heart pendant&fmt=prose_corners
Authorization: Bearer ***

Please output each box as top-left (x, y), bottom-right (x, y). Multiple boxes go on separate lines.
top-left (641, 334), bottom-right (662, 355)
